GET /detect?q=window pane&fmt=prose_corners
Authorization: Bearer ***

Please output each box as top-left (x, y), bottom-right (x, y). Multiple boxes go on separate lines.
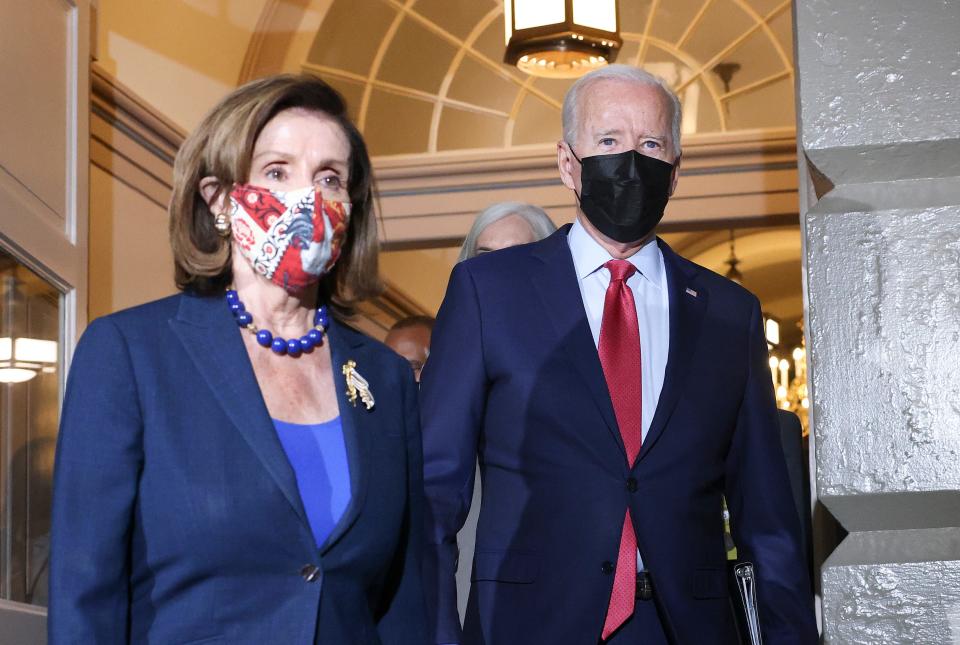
top-left (0, 249), bottom-right (61, 607)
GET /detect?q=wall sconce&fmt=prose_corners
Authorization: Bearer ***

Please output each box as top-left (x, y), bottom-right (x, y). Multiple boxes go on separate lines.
top-left (0, 336), bottom-right (57, 383)
top-left (503, 0), bottom-right (621, 78)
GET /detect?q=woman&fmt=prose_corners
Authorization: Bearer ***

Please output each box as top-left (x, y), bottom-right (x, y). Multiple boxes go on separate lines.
top-left (49, 75), bottom-right (427, 644)
top-left (456, 201), bottom-right (557, 262)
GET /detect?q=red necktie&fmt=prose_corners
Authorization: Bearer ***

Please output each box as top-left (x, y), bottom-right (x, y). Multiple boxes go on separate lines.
top-left (597, 259), bottom-right (642, 640)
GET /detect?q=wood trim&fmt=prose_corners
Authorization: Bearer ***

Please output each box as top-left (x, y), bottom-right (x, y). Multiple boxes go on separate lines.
top-left (373, 127), bottom-right (800, 247)
top-left (352, 282), bottom-right (430, 340)
top-left (91, 64), bottom-right (186, 157)
top-left (237, 0), bottom-right (282, 85)
top-left (89, 64), bottom-right (184, 209)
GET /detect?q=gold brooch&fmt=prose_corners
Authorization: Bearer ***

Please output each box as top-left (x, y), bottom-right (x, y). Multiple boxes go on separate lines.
top-left (342, 360), bottom-right (375, 410)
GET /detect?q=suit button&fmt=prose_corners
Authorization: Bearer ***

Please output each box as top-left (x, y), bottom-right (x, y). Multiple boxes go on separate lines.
top-left (626, 477), bottom-right (638, 492)
top-left (601, 561), bottom-right (614, 575)
top-left (300, 564), bottom-right (320, 582)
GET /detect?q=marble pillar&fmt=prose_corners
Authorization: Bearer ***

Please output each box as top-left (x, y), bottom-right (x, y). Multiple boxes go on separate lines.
top-left (795, 0), bottom-right (960, 641)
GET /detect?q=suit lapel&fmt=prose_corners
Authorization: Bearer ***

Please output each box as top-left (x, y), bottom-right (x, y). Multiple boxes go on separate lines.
top-left (319, 319), bottom-right (371, 554)
top-left (168, 293), bottom-right (310, 528)
top-left (640, 240), bottom-right (708, 460)
top-left (530, 228), bottom-right (625, 458)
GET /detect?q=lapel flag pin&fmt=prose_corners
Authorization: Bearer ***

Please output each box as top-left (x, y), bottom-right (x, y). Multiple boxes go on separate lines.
top-left (343, 360), bottom-right (375, 410)
top-left (686, 288), bottom-right (698, 298)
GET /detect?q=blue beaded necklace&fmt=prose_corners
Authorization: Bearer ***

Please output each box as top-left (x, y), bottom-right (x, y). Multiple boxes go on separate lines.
top-left (226, 289), bottom-right (330, 357)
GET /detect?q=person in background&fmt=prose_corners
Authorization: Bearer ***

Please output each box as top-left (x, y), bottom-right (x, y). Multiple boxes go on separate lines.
top-left (457, 201), bottom-right (557, 262)
top-left (49, 75), bottom-right (426, 645)
top-left (385, 315), bottom-right (434, 382)
top-left (420, 64), bottom-right (817, 644)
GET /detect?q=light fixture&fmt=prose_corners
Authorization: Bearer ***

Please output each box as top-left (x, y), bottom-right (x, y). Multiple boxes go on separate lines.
top-left (763, 314), bottom-right (780, 349)
top-left (0, 336), bottom-right (57, 383)
top-left (724, 229), bottom-right (744, 285)
top-left (503, 0), bottom-right (621, 78)
top-left (711, 62), bottom-right (741, 93)
top-left (768, 324), bottom-right (810, 436)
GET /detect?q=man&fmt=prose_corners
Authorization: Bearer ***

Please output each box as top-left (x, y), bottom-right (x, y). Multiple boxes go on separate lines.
top-left (453, 201), bottom-right (558, 625)
top-left (420, 65), bottom-right (817, 644)
top-left (384, 315), bottom-right (434, 382)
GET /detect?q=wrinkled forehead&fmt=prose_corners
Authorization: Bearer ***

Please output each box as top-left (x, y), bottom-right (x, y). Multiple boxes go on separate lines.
top-left (255, 107), bottom-right (350, 152)
top-left (577, 79), bottom-right (673, 136)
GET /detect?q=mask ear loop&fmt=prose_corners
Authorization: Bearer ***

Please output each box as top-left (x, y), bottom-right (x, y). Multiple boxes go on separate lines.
top-left (565, 142), bottom-right (584, 204)
top-left (668, 152), bottom-right (682, 196)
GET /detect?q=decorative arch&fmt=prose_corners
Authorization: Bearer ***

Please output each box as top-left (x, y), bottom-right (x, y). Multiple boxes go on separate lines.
top-left (298, 0), bottom-right (796, 155)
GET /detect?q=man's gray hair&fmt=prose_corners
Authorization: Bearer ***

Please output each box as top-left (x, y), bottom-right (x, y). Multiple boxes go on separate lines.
top-left (561, 64), bottom-right (682, 158)
top-left (458, 201), bottom-right (558, 263)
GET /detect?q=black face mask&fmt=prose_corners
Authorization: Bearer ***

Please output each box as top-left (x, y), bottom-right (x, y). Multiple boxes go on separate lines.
top-left (571, 147), bottom-right (676, 244)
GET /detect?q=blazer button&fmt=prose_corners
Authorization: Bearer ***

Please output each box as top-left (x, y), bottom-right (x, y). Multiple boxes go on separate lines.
top-left (601, 561), bottom-right (614, 575)
top-left (626, 477), bottom-right (638, 492)
top-left (300, 564), bottom-right (321, 582)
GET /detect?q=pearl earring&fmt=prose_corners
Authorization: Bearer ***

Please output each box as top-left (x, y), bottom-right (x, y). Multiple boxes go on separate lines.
top-left (213, 211), bottom-right (231, 237)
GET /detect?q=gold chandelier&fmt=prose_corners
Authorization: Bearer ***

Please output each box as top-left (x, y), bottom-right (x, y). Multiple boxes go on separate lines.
top-left (769, 333), bottom-right (809, 435)
top-left (503, 0), bottom-right (621, 78)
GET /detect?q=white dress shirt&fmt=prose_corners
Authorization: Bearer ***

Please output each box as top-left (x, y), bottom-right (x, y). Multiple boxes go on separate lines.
top-left (568, 218), bottom-right (670, 571)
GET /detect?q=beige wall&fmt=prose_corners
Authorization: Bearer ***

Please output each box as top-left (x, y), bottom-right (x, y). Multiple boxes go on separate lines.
top-left (88, 165), bottom-right (175, 319)
top-left (97, 0), bottom-right (266, 130)
top-left (88, 65), bottom-right (183, 320)
top-left (94, 0), bottom-right (335, 132)
top-left (95, 0), bottom-right (265, 130)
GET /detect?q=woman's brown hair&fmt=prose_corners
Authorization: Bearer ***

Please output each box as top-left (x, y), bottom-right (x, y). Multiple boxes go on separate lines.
top-left (169, 74), bottom-right (381, 316)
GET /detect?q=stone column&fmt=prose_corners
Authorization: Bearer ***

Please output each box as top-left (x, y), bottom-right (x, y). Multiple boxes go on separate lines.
top-left (794, 1), bottom-right (960, 642)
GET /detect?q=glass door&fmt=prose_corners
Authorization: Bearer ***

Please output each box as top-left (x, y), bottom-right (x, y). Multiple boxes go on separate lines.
top-left (0, 0), bottom-right (91, 640)
top-left (0, 252), bottom-right (60, 607)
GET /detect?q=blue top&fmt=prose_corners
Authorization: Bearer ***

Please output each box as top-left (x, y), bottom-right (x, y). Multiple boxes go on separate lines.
top-left (273, 417), bottom-right (351, 549)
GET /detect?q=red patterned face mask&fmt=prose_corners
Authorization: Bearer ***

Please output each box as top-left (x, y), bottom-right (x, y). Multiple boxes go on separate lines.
top-left (228, 184), bottom-right (351, 294)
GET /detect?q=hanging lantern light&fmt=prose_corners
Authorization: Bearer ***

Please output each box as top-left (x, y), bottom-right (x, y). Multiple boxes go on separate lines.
top-left (0, 336), bottom-right (57, 383)
top-left (723, 229), bottom-right (744, 285)
top-left (0, 272), bottom-right (58, 384)
top-left (503, 0), bottom-right (621, 79)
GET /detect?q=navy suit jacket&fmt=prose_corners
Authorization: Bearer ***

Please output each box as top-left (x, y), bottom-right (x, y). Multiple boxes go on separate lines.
top-left (49, 292), bottom-right (427, 644)
top-left (420, 227), bottom-right (817, 644)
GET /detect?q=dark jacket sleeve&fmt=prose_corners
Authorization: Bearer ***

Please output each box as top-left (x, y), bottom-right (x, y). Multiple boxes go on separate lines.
top-left (419, 263), bottom-right (487, 644)
top-left (377, 360), bottom-right (429, 644)
top-left (724, 298), bottom-right (819, 644)
top-left (49, 317), bottom-right (144, 644)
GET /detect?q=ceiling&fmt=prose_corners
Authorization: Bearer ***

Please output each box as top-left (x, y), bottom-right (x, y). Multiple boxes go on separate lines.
top-left (96, 0), bottom-right (797, 155)
top-left (306, 0), bottom-right (795, 155)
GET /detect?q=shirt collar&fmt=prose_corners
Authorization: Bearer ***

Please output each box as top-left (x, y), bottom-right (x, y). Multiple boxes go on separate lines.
top-left (567, 217), bottom-right (664, 289)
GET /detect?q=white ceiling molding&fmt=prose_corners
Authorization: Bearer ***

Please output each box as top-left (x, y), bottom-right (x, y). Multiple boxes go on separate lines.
top-left (374, 126), bottom-right (800, 248)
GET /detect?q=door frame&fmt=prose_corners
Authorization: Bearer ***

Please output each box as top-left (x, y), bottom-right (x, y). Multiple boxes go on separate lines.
top-left (0, 0), bottom-right (91, 639)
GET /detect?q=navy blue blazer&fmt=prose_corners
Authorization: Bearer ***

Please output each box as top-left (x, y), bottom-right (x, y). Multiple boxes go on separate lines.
top-left (49, 292), bottom-right (427, 644)
top-left (420, 227), bottom-right (817, 644)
